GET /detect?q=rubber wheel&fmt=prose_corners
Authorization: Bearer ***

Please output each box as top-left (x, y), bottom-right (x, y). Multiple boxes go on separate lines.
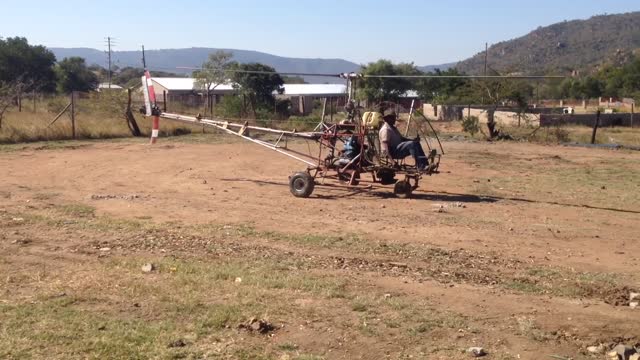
top-left (289, 172), bottom-right (315, 198)
top-left (393, 180), bottom-right (412, 198)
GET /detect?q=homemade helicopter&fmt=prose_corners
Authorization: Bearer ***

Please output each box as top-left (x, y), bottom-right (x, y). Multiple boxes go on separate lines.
top-left (140, 61), bottom-right (562, 199)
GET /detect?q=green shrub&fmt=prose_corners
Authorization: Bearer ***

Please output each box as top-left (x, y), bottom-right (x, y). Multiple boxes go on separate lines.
top-left (462, 115), bottom-right (480, 136)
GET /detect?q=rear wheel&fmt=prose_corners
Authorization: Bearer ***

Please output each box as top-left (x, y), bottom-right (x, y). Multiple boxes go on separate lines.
top-left (393, 180), bottom-right (412, 198)
top-left (289, 172), bottom-right (315, 198)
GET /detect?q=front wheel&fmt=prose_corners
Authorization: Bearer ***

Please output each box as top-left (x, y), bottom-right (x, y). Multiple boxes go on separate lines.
top-left (289, 172), bottom-right (315, 198)
top-left (393, 180), bottom-right (412, 198)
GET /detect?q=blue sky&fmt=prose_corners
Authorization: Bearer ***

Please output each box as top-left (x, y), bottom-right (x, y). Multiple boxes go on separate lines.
top-left (1, 0), bottom-right (638, 65)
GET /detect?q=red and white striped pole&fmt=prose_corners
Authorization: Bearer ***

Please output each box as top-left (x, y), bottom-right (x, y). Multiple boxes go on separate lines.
top-left (144, 70), bottom-right (160, 144)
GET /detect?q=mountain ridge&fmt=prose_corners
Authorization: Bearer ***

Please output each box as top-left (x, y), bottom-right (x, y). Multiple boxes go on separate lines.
top-left (49, 47), bottom-right (454, 83)
top-left (455, 11), bottom-right (640, 75)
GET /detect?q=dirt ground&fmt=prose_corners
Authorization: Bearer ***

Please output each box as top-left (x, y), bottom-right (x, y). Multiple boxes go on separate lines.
top-left (1, 135), bottom-right (639, 359)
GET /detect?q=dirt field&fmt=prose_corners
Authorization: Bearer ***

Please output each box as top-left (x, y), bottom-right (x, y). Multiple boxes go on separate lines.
top-left (1, 135), bottom-right (639, 359)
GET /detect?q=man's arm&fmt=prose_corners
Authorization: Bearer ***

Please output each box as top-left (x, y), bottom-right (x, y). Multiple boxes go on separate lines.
top-left (379, 127), bottom-right (394, 163)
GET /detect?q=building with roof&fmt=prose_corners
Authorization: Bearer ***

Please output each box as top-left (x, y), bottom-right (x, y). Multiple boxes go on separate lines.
top-left (148, 77), bottom-right (236, 108)
top-left (276, 84), bottom-right (347, 115)
top-left (97, 83), bottom-right (124, 91)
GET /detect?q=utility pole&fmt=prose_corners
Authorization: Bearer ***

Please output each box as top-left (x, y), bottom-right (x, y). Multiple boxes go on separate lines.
top-left (105, 37), bottom-right (116, 88)
top-left (484, 42), bottom-right (488, 76)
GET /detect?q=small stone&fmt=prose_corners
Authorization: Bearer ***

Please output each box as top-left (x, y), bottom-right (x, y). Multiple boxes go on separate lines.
top-left (380, 204), bottom-right (386, 209)
top-left (468, 347), bottom-right (486, 357)
top-left (168, 339), bottom-right (186, 348)
top-left (141, 263), bottom-right (155, 273)
top-left (383, 293), bottom-right (392, 299)
top-left (234, 277), bottom-right (242, 283)
top-left (601, 186), bottom-right (607, 190)
top-left (202, 179), bottom-right (207, 184)
top-left (11, 217), bottom-right (24, 222)
top-left (630, 293), bottom-right (640, 301)
top-left (99, 247), bottom-right (111, 252)
top-left (630, 301), bottom-right (639, 309)
top-left (587, 345), bottom-right (605, 354)
top-left (389, 262), bottom-right (408, 268)
top-left (630, 354), bottom-right (640, 360)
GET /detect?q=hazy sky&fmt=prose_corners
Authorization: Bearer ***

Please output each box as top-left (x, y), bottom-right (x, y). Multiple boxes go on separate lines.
top-left (1, 0), bottom-right (638, 65)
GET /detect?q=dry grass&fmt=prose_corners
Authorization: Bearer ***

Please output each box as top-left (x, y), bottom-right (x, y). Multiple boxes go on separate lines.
top-left (0, 94), bottom-right (204, 144)
top-left (0, 205), bottom-right (487, 359)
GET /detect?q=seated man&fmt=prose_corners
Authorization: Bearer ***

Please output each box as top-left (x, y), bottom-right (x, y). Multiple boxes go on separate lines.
top-left (379, 110), bottom-right (428, 170)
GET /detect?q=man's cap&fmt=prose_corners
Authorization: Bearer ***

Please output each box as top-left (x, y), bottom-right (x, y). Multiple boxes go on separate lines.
top-left (382, 109), bottom-right (397, 120)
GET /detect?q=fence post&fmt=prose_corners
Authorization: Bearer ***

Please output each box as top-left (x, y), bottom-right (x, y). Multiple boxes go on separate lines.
top-left (70, 91), bottom-right (76, 139)
top-left (590, 110), bottom-right (600, 144)
top-left (163, 90), bottom-right (167, 112)
top-left (320, 97), bottom-right (327, 123)
top-left (33, 91), bottom-right (37, 112)
top-left (631, 103), bottom-right (634, 129)
top-left (330, 97), bottom-right (334, 123)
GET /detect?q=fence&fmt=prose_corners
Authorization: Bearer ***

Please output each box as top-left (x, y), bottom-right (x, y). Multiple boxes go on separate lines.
top-left (540, 113), bottom-right (635, 127)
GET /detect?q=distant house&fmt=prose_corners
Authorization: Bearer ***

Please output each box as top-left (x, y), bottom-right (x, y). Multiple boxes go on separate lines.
top-left (276, 84), bottom-right (347, 115)
top-left (398, 90), bottom-right (422, 109)
top-left (97, 83), bottom-right (123, 91)
top-left (144, 77), bottom-right (236, 107)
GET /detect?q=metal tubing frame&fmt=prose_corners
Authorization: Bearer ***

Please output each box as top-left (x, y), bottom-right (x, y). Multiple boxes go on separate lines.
top-left (160, 112), bottom-right (317, 166)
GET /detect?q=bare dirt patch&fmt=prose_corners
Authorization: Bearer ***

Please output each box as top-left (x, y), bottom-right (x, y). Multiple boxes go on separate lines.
top-left (1, 136), bottom-right (639, 359)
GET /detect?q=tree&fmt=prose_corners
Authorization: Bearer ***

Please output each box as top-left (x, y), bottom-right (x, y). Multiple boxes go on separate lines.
top-left (193, 50), bottom-right (233, 116)
top-left (416, 68), bottom-right (469, 104)
top-left (55, 57), bottom-right (99, 93)
top-left (229, 62), bottom-right (284, 118)
top-left (0, 37), bottom-right (57, 93)
top-left (358, 60), bottom-right (419, 102)
top-left (0, 81), bottom-right (20, 129)
top-left (461, 71), bottom-right (534, 137)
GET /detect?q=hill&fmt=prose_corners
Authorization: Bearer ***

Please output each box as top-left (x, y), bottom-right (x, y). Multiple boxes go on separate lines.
top-left (49, 47), bottom-right (362, 84)
top-left (456, 11), bottom-right (640, 75)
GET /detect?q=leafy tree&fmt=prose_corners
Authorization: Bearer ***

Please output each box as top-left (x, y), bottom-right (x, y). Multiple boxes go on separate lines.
top-left (193, 50), bottom-right (233, 116)
top-left (55, 57), bottom-right (99, 93)
top-left (0, 81), bottom-right (19, 128)
top-left (229, 62), bottom-right (284, 118)
top-left (457, 70), bottom-right (534, 137)
top-left (0, 37), bottom-right (57, 93)
top-left (417, 68), bottom-right (469, 104)
top-left (358, 60), bottom-right (419, 102)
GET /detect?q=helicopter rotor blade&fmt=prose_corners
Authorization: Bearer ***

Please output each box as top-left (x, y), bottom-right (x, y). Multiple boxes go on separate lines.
top-left (176, 66), bottom-right (343, 78)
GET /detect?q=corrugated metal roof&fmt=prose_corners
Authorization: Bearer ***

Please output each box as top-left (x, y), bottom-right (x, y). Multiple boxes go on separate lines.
top-left (151, 77), bottom-right (235, 91)
top-left (97, 83), bottom-right (123, 89)
top-left (402, 90), bottom-right (419, 98)
top-left (279, 84), bottom-right (347, 96)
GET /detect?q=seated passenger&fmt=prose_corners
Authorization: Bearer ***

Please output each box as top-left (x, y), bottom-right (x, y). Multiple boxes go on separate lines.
top-left (379, 110), bottom-right (428, 170)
